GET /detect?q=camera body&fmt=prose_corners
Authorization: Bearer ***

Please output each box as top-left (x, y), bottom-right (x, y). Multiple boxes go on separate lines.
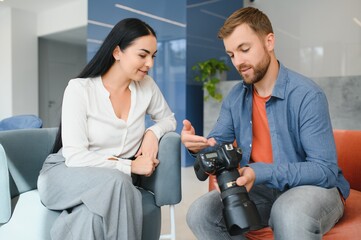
top-left (194, 143), bottom-right (261, 235)
top-left (195, 143), bottom-right (240, 180)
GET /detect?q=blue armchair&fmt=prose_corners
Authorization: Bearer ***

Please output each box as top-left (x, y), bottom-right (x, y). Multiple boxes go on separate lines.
top-left (0, 128), bottom-right (181, 240)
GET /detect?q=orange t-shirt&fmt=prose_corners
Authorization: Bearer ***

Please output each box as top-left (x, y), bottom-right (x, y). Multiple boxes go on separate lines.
top-left (251, 89), bottom-right (273, 163)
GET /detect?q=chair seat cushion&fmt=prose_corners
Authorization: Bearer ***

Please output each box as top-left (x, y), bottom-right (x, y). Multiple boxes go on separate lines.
top-left (245, 189), bottom-right (361, 239)
top-left (0, 189), bottom-right (161, 240)
top-left (0, 190), bottom-right (60, 240)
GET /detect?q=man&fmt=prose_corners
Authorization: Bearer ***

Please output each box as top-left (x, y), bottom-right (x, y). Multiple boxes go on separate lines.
top-left (181, 7), bottom-right (349, 240)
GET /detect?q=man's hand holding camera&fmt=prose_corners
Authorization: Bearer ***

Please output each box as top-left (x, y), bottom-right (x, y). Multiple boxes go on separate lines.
top-left (182, 128), bottom-right (262, 234)
top-left (237, 167), bottom-right (256, 192)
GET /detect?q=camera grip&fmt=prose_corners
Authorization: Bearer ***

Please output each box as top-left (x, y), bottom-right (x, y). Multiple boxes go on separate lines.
top-left (194, 159), bottom-right (209, 181)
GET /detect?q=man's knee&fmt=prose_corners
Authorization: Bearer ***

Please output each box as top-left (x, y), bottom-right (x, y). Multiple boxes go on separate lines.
top-left (187, 191), bottom-right (223, 229)
top-left (269, 188), bottom-right (324, 239)
top-left (270, 197), bottom-right (302, 227)
top-left (186, 197), bottom-right (207, 228)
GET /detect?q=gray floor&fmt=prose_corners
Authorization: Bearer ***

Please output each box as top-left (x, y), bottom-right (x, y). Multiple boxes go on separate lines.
top-left (160, 166), bottom-right (209, 240)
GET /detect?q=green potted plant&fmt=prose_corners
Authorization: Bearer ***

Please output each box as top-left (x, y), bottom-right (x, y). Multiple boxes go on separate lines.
top-left (192, 58), bottom-right (230, 102)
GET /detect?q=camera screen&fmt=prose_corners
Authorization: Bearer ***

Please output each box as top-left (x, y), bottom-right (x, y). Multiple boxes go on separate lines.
top-left (205, 152), bottom-right (218, 158)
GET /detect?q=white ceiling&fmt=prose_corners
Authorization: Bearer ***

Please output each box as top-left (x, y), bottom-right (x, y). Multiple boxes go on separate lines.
top-left (0, 0), bottom-right (86, 46)
top-left (0, 0), bottom-right (78, 13)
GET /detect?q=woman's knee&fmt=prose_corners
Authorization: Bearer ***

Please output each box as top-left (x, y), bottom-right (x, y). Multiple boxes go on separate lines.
top-left (52, 205), bottom-right (104, 239)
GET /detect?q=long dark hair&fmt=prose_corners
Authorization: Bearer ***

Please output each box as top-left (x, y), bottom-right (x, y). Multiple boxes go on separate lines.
top-left (52, 18), bottom-right (157, 153)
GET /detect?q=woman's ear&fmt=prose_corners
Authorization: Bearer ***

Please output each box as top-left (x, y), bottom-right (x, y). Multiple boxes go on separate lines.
top-left (112, 46), bottom-right (121, 61)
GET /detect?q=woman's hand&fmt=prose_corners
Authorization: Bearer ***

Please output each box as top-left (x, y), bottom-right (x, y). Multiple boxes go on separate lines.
top-left (133, 130), bottom-right (159, 176)
top-left (135, 130), bottom-right (159, 159)
top-left (131, 155), bottom-right (159, 176)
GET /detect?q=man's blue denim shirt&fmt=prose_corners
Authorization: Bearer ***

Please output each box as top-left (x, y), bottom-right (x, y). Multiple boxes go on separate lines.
top-left (207, 62), bottom-right (350, 199)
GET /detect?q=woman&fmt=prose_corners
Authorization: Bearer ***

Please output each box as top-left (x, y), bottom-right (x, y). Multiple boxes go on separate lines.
top-left (37, 18), bottom-right (176, 240)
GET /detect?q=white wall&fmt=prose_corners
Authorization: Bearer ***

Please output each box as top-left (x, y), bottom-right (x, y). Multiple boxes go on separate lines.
top-left (0, 8), bottom-right (12, 118)
top-left (39, 39), bottom-right (86, 128)
top-left (12, 9), bottom-right (38, 116)
top-left (0, 8), bottom-right (37, 119)
top-left (37, 0), bottom-right (87, 37)
top-left (245, 0), bottom-right (361, 78)
top-left (0, 0), bottom-right (87, 120)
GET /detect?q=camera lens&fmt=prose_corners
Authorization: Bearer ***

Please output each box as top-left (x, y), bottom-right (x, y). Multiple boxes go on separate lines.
top-left (194, 143), bottom-right (261, 236)
top-left (217, 170), bottom-right (262, 235)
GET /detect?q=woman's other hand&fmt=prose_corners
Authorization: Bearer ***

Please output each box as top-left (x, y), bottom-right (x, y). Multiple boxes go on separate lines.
top-left (131, 155), bottom-right (159, 176)
top-left (133, 130), bottom-right (159, 176)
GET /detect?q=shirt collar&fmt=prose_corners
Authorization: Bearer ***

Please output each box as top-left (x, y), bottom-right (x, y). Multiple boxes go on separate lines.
top-left (242, 61), bottom-right (288, 100)
top-left (272, 61), bottom-right (288, 100)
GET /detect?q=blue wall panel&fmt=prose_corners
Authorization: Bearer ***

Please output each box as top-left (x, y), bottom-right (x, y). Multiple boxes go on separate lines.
top-left (185, 0), bottom-right (242, 166)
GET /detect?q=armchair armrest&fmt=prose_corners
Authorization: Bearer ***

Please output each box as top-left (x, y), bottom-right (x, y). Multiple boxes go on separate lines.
top-left (0, 144), bottom-right (11, 223)
top-left (0, 128), bottom-right (57, 224)
top-left (139, 132), bottom-right (182, 207)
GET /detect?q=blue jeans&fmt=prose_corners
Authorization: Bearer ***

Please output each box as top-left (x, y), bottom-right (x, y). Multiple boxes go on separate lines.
top-left (186, 185), bottom-right (344, 240)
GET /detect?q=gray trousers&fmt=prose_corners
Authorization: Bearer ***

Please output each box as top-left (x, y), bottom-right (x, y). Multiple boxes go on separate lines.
top-left (37, 152), bottom-right (143, 240)
top-left (187, 184), bottom-right (344, 240)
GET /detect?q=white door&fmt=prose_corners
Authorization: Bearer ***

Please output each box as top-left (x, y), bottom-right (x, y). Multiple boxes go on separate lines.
top-left (39, 39), bottom-right (86, 127)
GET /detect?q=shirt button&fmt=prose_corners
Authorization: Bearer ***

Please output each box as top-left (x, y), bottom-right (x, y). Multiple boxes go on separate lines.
top-left (250, 120), bottom-right (252, 124)
top-left (249, 144), bottom-right (252, 148)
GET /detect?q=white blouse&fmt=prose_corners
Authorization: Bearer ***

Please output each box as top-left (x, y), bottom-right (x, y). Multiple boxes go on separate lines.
top-left (61, 75), bottom-right (176, 175)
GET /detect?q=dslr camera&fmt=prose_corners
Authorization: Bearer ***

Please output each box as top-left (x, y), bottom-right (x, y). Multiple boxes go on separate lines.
top-left (194, 143), bottom-right (261, 235)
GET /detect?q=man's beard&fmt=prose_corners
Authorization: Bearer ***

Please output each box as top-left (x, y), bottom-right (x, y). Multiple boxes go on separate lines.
top-left (238, 51), bottom-right (271, 85)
